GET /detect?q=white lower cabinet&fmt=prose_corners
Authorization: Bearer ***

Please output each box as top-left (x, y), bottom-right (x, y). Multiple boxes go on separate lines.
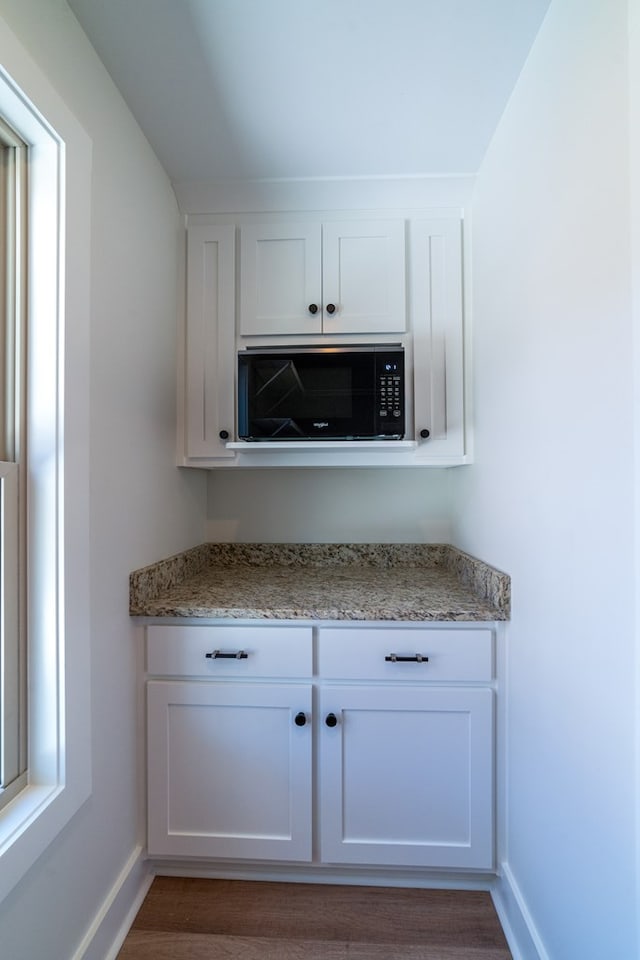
top-left (145, 623), bottom-right (494, 872)
top-left (147, 680), bottom-right (313, 860)
top-left (319, 684), bottom-right (493, 868)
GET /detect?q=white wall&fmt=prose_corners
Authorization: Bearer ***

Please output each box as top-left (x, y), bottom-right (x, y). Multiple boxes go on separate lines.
top-left (0, 1), bottom-right (205, 958)
top-left (175, 174), bottom-right (474, 214)
top-left (207, 468), bottom-right (454, 543)
top-left (454, 1), bottom-right (638, 957)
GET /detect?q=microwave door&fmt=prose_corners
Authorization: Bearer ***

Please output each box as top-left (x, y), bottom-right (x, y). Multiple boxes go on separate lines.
top-left (255, 359), bottom-right (303, 407)
top-left (256, 417), bottom-right (307, 438)
top-left (292, 358), bottom-right (359, 438)
top-left (239, 349), bottom-right (387, 440)
top-left (251, 359), bottom-right (309, 438)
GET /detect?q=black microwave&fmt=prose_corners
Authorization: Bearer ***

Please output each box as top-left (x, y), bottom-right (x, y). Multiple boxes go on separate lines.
top-left (237, 344), bottom-right (405, 441)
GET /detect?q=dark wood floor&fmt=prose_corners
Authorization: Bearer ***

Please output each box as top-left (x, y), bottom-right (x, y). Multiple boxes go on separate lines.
top-left (116, 877), bottom-right (513, 959)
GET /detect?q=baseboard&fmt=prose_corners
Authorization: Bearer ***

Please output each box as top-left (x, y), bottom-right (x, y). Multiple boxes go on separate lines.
top-left (491, 862), bottom-right (550, 960)
top-left (151, 857), bottom-right (496, 891)
top-left (71, 845), bottom-right (153, 960)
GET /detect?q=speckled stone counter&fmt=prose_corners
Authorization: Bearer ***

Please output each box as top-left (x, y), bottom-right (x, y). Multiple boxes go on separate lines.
top-left (130, 543), bottom-right (510, 622)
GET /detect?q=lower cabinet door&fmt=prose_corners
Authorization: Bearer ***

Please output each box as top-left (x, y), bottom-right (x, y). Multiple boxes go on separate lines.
top-left (147, 680), bottom-right (313, 860)
top-left (319, 684), bottom-right (493, 869)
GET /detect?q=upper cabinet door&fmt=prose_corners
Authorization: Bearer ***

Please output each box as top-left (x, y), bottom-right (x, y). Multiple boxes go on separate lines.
top-left (321, 220), bottom-right (406, 335)
top-left (240, 222), bottom-right (322, 336)
top-left (410, 219), bottom-right (465, 461)
top-left (239, 219), bottom-right (406, 337)
top-left (183, 224), bottom-right (236, 461)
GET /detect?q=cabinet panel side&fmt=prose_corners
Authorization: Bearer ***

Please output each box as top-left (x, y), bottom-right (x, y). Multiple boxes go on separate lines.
top-left (185, 224), bottom-right (236, 458)
top-left (410, 218), bottom-right (465, 460)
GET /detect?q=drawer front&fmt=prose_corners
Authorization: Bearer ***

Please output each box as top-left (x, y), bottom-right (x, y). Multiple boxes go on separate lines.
top-left (318, 627), bottom-right (493, 682)
top-left (147, 625), bottom-right (313, 678)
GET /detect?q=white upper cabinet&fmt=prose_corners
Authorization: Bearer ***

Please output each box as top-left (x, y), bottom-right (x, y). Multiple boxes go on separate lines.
top-left (180, 209), bottom-right (468, 467)
top-left (240, 220), bottom-right (406, 337)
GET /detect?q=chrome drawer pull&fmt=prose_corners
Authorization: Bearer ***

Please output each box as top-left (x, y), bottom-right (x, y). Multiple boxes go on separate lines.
top-left (385, 653), bottom-right (429, 663)
top-left (205, 650), bottom-right (249, 660)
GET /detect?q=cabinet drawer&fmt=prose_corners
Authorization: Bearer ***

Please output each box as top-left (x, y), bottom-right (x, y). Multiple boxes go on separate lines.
top-left (147, 625), bottom-right (313, 678)
top-left (318, 628), bottom-right (493, 682)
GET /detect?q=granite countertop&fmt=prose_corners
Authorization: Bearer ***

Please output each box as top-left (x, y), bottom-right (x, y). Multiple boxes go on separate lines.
top-left (129, 543), bottom-right (510, 622)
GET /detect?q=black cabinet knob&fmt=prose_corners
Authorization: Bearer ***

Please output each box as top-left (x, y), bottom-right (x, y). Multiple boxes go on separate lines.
top-left (325, 303), bottom-right (337, 315)
top-left (219, 429), bottom-right (230, 440)
top-left (419, 428), bottom-right (430, 439)
top-left (308, 303), bottom-right (319, 315)
top-left (325, 712), bottom-right (338, 728)
top-left (294, 711), bottom-right (307, 727)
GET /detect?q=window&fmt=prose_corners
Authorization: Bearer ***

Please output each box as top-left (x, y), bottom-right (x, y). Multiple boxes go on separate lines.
top-left (0, 49), bottom-right (91, 905)
top-left (0, 115), bottom-right (27, 812)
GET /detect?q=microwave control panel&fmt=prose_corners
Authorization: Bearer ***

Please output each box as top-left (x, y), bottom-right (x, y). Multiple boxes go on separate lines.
top-left (375, 352), bottom-right (405, 437)
top-left (378, 368), bottom-right (403, 421)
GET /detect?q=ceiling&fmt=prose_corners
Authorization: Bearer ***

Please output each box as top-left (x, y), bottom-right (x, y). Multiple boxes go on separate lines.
top-left (67, 0), bottom-right (551, 185)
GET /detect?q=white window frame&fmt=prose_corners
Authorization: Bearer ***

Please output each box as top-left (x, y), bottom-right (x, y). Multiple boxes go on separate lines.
top-left (0, 40), bottom-right (91, 905)
top-left (0, 460), bottom-right (23, 805)
top-left (0, 113), bottom-right (27, 811)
